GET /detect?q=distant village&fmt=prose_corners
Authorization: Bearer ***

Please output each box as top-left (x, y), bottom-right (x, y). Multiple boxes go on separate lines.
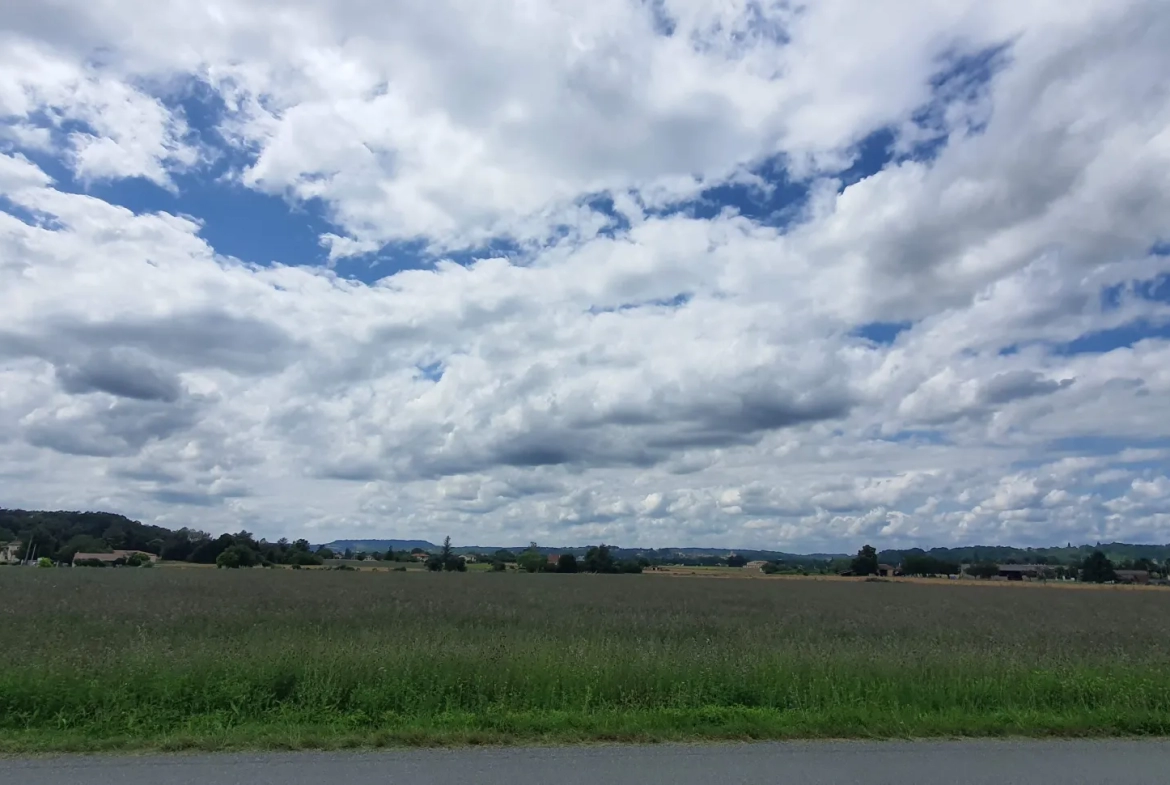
top-left (2, 534), bottom-right (1165, 585)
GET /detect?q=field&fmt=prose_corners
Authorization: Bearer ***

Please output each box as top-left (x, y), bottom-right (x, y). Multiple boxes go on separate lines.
top-left (2, 569), bottom-right (1170, 752)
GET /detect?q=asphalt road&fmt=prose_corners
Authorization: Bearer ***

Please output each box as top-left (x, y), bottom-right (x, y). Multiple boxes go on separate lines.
top-left (8, 740), bottom-right (1170, 785)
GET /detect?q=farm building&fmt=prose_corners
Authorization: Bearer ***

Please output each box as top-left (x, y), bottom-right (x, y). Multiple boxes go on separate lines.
top-left (0, 541), bottom-right (21, 563)
top-left (72, 550), bottom-right (159, 566)
top-left (1115, 569), bottom-right (1150, 584)
top-left (744, 560), bottom-right (768, 571)
top-left (996, 564), bottom-right (1047, 580)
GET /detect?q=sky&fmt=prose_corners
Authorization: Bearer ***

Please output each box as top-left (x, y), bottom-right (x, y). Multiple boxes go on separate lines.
top-left (1, 0), bottom-right (1169, 551)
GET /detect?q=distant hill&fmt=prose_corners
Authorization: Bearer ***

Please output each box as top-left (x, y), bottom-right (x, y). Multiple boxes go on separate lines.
top-left (322, 539), bottom-right (437, 553)
top-left (878, 543), bottom-right (1170, 566)
top-left (6, 508), bottom-right (1168, 567)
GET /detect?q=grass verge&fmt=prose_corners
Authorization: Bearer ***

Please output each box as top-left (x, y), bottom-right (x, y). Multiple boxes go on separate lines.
top-left (4, 705), bottom-right (1170, 755)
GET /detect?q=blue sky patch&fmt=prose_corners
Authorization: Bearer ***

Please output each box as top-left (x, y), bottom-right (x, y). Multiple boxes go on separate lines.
top-left (854, 320), bottom-right (913, 345)
top-left (1054, 319), bottom-right (1170, 355)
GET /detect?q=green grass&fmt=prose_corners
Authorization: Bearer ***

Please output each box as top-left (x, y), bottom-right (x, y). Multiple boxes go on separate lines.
top-left (2, 569), bottom-right (1169, 752)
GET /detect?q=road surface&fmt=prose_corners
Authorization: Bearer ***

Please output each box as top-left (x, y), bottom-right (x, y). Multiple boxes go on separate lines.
top-left (7, 739), bottom-right (1169, 784)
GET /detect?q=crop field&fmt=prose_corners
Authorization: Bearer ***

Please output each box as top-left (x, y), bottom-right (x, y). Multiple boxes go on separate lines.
top-left (2, 568), bottom-right (1169, 752)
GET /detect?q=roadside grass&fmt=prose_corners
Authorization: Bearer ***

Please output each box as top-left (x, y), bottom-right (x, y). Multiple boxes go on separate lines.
top-left (2, 569), bottom-right (1168, 753)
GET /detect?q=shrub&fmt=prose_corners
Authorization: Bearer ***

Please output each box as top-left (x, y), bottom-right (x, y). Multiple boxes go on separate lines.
top-left (557, 554), bottom-right (578, 573)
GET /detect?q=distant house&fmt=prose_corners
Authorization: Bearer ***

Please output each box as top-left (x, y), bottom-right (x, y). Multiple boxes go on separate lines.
top-left (0, 541), bottom-right (20, 563)
top-left (73, 553), bottom-right (121, 565)
top-left (744, 560), bottom-right (768, 571)
top-left (996, 564), bottom-right (1047, 581)
top-left (1115, 569), bottom-right (1150, 585)
top-left (462, 554), bottom-right (478, 563)
top-left (547, 554), bottom-right (561, 567)
top-left (72, 549), bottom-right (159, 566)
top-left (412, 552), bottom-right (430, 562)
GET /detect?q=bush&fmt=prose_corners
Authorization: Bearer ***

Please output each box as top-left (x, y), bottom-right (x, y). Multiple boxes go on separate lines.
top-left (37, 557), bottom-right (53, 568)
top-left (289, 551), bottom-right (324, 567)
top-left (425, 556), bottom-right (444, 572)
top-left (216, 545), bottom-right (259, 570)
top-left (489, 560), bottom-right (507, 572)
top-left (392, 566), bottom-right (407, 572)
top-left (557, 554), bottom-right (578, 573)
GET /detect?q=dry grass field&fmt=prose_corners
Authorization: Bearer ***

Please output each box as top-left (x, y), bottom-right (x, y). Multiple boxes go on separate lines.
top-left (2, 567), bottom-right (1169, 752)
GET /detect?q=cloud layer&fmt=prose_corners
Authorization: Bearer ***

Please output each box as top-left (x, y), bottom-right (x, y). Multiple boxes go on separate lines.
top-left (1, 0), bottom-right (1169, 549)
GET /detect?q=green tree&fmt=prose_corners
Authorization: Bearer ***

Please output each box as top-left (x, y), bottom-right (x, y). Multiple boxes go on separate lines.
top-left (216, 545), bottom-right (257, 569)
top-left (518, 543), bottom-right (546, 573)
top-left (726, 554), bottom-right (747, 568)
top-left (851, 545), bottom-right (879, 576)
top-left (316, 547), bottom-right (335, 560)
top-left (425, 555), bottom-right (444, 572)
top-left (557, 553), bottom-right (578, 573)
top-left (53, 534), bottom-right (111, 563)
top-left (901, 554), bottom-right (960, 576)
top-left (1080, 551), bottom-right (1117, 583)
top-left (967, 562), bottom-right (1000, 579)
top-left (493, 549), bottom-right (517, 563)
top-left (289, 551), bottom-right (323, 566)
top-left (583, 544), bottom-right (615, 573)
